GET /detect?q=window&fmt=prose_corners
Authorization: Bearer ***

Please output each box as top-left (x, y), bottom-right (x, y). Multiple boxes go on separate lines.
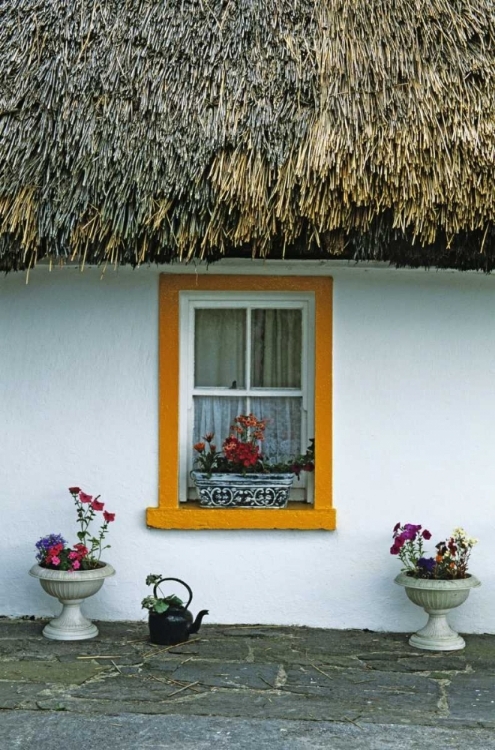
top-left (147, 274), bottom-right (335, 530)
top-left (180, 293), bottom-right (314, 502)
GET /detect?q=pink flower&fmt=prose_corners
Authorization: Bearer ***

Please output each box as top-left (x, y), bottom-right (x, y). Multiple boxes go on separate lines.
top-left (50, 556), bottom-right (60, 566)
top-left (103, 511), bottom-right (115, 523)
top-left (79, 491), bottom-right (93, 504)
top-left (91, 499), bottom-right (104, 512)
top-left (71, 560), bottom-right (81, 570)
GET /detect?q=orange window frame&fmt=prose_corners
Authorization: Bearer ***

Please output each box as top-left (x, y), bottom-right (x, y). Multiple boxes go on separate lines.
top-left (146, 274), bottom-right (335, 530)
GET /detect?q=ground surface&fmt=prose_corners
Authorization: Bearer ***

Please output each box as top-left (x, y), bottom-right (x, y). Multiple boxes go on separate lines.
top-left (0, 619), bottom-right (494, 749)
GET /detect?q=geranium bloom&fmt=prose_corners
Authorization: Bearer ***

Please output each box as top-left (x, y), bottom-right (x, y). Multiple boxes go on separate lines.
top-left (193, 413), bottom-right (315, 478)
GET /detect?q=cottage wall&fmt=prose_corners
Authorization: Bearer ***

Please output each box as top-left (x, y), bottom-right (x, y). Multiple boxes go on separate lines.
top-left (1, 262), bottom-right (493, 633)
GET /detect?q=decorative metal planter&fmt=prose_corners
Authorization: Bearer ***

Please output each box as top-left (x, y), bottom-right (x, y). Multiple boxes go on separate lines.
top-left (191, 471), bottom-right (295, 508)
top-left (30, 562), bottom-right (115, 641)
top-left (394, 572), bottom-right (481, 651)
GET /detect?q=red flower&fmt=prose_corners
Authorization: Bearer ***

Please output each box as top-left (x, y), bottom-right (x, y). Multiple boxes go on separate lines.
top-left (91, 499), bottom-right (104, 511)
top-left (79, 491), bottom-right (93, 504)
top-left (73, 544), bottom-right (89, 556)
top-left (68, 486), bottom-right (81, 494)
top-left (194, 442), bottom-right (206, 452)
top-left (103, 511), bottom-right (115, 523)
top-left (390, 537), bottom-right (405, 555)
top-left (422, 529), bottom-right (432, 540)
top-left (48, 543), bottom-right (65, 556)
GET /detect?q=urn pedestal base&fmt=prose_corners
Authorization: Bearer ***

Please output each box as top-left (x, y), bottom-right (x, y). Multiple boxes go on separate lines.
top-left (30, 562), bottom-right (115, 641)
top-left (408, 610), bottom-right (466, 651)
top-left (394, 572), bottom-right (480, 652)
top-left (42, 599), bottom-right (99, 641)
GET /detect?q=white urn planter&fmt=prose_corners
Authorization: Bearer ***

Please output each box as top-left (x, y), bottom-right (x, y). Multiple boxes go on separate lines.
top-left (30, 562), bottom-right (115, 641)
top-left (394, 572), bottom-right (481, 651)
top-left (191, 471), bottom-right (295, 508)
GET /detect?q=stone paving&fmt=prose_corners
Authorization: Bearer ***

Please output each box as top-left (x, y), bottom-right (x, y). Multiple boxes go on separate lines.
top-left (0, 618), bottom-right (494, 749)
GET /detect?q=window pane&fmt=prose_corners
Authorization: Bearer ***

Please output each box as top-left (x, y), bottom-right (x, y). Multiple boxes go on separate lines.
top-left (193, 396), bottom-right (247, 455)
top-left (195, 309), bottom-right (246, 388)
top-left (251, 309), bottom-right (302, 388)
top-left (251, 397), bottom-right (302, 463)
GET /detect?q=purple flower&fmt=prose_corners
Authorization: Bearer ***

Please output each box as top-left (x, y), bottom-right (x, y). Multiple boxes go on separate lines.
top-left (417, 557), bottom-right (436, 573)
top-left (401, 524), bottom-right (422, 541)
top-left (35, 534), bottom-right (67, 563)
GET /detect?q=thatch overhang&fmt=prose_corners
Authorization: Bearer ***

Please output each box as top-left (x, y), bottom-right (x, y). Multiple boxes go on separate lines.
top-left (1, 0), bottom-right (495, 273)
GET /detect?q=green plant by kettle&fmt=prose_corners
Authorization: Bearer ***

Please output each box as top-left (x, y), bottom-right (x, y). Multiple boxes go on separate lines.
top-left (141, 574), bottom-right (185, 613)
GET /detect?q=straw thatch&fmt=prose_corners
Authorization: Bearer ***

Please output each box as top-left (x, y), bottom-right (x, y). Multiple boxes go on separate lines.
top-left (1, 0), bottom-right (495, 272)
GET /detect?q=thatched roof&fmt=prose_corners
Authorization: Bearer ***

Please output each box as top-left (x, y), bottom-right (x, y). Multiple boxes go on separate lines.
top-left (1, 0), bottom-right (495, 272)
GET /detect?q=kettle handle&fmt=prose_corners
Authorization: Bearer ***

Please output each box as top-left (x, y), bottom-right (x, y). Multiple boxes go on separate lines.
top-left (152, 577), bottom-right (193, 610)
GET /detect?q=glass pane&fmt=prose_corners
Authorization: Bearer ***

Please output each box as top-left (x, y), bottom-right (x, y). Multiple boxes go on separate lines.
top-left (193, 396), bottom-right (247, 461)
top-left (250, 397), bottom-right (302, 463)
top-left (251, 309), bottom-right (302, 388)
top-left (195, 309), bottom-right (245, 388)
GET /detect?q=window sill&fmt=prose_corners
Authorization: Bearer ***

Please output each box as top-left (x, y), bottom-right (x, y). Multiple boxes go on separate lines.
top-left (146, 503), bottom-right (336, 530)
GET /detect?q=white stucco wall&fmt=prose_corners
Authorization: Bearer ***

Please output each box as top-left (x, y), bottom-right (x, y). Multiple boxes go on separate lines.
top-left (1, 261), bottom-right (494, 633)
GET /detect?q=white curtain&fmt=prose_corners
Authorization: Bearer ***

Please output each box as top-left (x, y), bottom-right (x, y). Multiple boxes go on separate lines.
top-left (193, 396), bottom-right (302, 464)
top-left (195, 309), bottom-right (245, 388)
top-left (194, 396), bottom-right (247, 452)
top-left (251, 309), bottom-right (301, 388)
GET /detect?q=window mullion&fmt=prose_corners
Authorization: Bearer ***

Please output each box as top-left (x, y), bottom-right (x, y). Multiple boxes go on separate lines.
top-left (246, 306), bottom-right (251, 414)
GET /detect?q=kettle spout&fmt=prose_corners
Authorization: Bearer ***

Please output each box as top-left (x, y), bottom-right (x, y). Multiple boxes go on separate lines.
top-left (189, 609), bottom-right (209, 635)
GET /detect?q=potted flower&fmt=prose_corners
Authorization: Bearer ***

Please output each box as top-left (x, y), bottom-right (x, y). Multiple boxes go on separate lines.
top-left (29, 487), bottom-right (116, 641)
top-left (191, 413), bottom-right (314, 508)
top-left (142, 575), bottom-right (208, 645)
top-left (391, 523), bottom-right (480, 651)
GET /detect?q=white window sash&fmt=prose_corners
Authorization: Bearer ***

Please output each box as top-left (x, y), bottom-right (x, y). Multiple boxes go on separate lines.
top-left (179, 291), bottom-right (315, 503)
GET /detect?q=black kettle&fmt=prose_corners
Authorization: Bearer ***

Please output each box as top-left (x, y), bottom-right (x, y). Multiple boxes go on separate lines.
top-left (148, 577), bottom-right (209, 646)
